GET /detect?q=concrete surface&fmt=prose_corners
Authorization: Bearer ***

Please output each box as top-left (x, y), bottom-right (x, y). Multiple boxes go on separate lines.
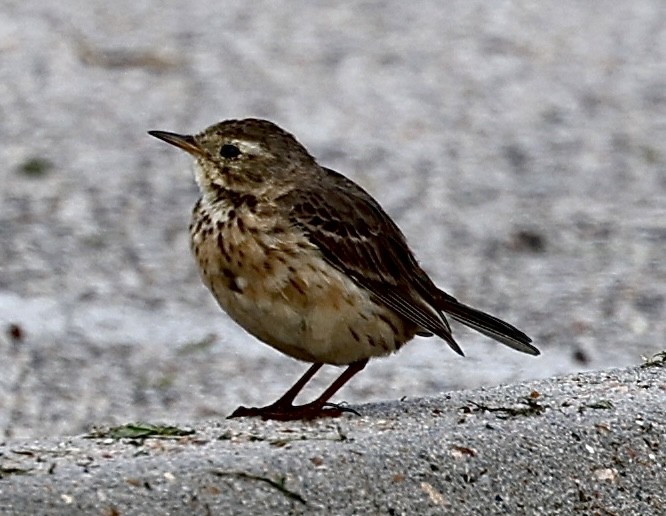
top-left (0, 363), bottom-right (664, 515)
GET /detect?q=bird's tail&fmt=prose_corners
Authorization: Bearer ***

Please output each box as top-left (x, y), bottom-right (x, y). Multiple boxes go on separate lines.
top-left (436, 294), bottom-right (539, 356)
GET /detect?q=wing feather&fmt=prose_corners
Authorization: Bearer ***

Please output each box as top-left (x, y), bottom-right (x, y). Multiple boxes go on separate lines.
top-left (277, 167), bottom-right (464, 355)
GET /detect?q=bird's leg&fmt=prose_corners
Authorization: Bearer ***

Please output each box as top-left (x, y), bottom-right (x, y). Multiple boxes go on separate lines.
top-left (229, 363), bottom-right (322, 418)
top-left (297, 359), bottom-right (368, 417)
top-left (269, 362), bottom-right (324, 407)
top-left (229, 359), bottom-right (368, 421)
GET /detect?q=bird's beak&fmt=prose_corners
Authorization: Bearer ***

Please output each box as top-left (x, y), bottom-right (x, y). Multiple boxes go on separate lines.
top-left (148, 130), bottom-right (203, 156)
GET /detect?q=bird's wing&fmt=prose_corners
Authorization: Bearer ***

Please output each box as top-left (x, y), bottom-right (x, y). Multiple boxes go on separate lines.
top-left (277, 167), bottom-right (464, 355)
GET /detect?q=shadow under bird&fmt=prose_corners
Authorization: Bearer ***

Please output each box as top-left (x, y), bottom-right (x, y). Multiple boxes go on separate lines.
top-left (148, 118), bottom-right (539, 420)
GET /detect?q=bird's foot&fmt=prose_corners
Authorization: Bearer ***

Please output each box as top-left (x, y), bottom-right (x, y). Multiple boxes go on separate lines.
top-left (228, 401), bottom-right (360, 421)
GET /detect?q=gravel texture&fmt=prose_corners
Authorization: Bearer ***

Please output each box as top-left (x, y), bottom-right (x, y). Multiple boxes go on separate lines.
top-left (0, 0), bottom-right (664, 449)
top-left (0, 364), bottom-right (664, 515)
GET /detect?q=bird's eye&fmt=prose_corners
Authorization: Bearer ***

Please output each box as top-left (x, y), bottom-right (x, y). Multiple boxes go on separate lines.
top-left (220, 144), bottom-right (242, 159)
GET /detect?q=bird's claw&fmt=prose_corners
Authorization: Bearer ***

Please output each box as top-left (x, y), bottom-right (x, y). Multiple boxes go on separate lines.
top-left (228, 401), bottom-right (360, 421)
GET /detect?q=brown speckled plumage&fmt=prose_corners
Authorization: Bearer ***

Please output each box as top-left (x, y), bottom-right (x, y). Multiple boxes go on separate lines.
top-left (149, 118), bottom-right (538, 420)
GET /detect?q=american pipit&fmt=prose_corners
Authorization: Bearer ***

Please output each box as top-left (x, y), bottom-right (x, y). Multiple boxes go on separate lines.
top-left (149, 119), bottom-right (539, 420)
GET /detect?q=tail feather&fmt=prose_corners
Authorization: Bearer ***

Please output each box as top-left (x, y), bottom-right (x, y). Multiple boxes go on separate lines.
top-left (437, 297), bottom-right (539, 356)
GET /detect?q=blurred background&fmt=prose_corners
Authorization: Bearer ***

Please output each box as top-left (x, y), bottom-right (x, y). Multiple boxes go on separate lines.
top-left (0, 1), bottom-right (664, 439)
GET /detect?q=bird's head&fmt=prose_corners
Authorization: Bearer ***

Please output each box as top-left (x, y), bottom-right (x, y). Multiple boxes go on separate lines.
top-left (149, 118), bottom-right (316, 198)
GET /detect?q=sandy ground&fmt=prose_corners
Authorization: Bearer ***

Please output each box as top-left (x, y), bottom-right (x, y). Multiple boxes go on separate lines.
top-left (0, 1), bottom-right (664, 440)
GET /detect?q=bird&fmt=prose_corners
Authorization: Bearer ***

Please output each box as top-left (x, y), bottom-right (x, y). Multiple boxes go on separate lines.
top-left (148, 118), bottom-right (539, 420)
